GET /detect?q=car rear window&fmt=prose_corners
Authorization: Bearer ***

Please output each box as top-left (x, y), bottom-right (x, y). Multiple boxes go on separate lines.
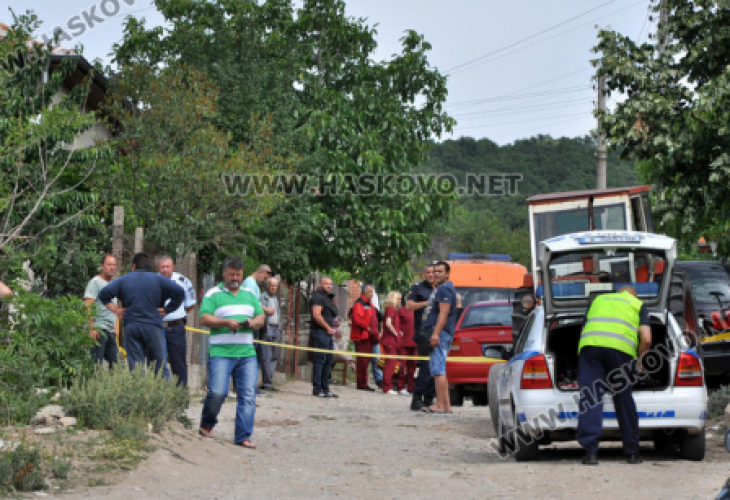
top-left (678, 263), bottom-right (730, 307)
top-left (460, 304), bottom-right (512, 328)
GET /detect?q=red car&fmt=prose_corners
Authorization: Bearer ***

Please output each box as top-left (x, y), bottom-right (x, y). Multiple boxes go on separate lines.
top-left (447, 301), bottom-right (513, 406)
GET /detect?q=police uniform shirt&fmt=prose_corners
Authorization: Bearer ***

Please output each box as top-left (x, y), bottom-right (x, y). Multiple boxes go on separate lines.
top-left (162, 271), bottom-right (197, 321)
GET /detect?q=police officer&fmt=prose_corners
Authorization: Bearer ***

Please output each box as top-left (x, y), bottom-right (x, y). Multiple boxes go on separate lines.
top-left (158, 255), bottom-right (197, 387)
top-left (577, 285), bottom-right (652, 465)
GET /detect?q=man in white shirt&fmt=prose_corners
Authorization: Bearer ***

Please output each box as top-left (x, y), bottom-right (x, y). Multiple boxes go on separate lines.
top-left (259, 277), bottom-right (282, 391)
top-left (158, 255), bottom-right (197, 387)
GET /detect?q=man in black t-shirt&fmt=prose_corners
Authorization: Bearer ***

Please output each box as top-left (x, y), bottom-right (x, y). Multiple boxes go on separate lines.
top-left (405, 263), bottom-right (436, 411)
top-left (310, 276), bottom-right (340, 398)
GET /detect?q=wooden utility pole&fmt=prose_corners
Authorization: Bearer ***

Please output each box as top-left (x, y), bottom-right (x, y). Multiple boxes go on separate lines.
top-left (112, 206), bottom-right (124, 277)
top-left (659, 0), bottom-right (670, 54)
top-left (596, 75), bottom-right (607, 190)
top-left (134, 227), bottom-right (144, 254)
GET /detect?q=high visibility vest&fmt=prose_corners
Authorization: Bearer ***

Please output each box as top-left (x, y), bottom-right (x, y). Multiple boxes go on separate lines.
top-left (578, 291), bottom-right (643, 358)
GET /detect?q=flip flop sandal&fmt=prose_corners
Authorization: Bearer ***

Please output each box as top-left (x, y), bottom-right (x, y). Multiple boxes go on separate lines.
top-left (199, 426), bottom-right (214, 438)
top-left (238, 440), bottom-right (257, 449)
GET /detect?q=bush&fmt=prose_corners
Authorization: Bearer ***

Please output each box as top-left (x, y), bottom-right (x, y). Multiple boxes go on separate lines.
top-left (708, 384), bottom-right (730, 418)
top-left (61, 366), bottom-right (190, 431)
top-left (0, 290), bottom-right (95, 424)
top-left (0, 443), bottom-right (46, 493)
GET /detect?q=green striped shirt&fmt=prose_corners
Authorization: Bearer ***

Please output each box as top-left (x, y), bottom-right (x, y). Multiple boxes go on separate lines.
top-left (200, 283), bottom-right (264, 358)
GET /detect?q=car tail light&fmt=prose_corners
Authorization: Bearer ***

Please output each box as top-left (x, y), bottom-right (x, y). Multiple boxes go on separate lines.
top-left (674, 352), bottom-right (703, 387)
top-left (520, 354), bottom-right (552, 389)
top-left (450, 337), bottom-right (461, 354)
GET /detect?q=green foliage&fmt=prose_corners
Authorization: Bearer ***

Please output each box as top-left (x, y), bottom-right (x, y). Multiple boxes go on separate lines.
top-left (0, 290), bottom-right (95, 425)
top-left (102, 63), bottom-right (287, 257)
top-left (113, 0), bottom-right (455, 291)
top-left (708, 384), bottom-right (730, 419)
top-left (418, 135), bottom-right (639, 266)
top-left (0, 13), bottom-right (112, 295)
top-left (51, 458), bottom-right (71, 480)
top-left (0, 443), bottom-right (46, 493)
top-left (593, 0), bottom-right (730, 255)
top-left (61, 366), bottom-right (189, 432)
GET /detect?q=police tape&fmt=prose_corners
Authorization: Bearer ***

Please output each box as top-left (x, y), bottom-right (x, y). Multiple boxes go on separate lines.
top-left (185, 326), bottom-right (505, 365)
top-left (701, 331), bottom-right (730, 344)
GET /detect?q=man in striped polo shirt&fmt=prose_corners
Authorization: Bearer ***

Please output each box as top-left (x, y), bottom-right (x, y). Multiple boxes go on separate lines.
top-left (199, 256), bottom-right (266, 449)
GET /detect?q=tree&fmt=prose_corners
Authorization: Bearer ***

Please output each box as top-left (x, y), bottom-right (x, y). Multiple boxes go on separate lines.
top-left (101, 63), bottom-right (286, 259)
top-left (593, 0), bottom-right (730, 253)
top-left (113, 0), bottom-right (455, 289)
top-left (0, 12), bottom-right (111, 293)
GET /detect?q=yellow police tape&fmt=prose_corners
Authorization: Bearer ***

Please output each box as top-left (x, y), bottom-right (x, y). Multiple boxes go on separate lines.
top-left (185, 326), bottom-right (505, 365)
top-left (701, 331), bottom-right (730, 344)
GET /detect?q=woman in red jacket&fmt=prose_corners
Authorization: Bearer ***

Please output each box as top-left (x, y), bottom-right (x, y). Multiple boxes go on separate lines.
top-left (381, 291), bottom-right (402, 394)
top-left (397, 295), bottom-right (416, 395)
top-left (351, 285), bottom-right (377, 391)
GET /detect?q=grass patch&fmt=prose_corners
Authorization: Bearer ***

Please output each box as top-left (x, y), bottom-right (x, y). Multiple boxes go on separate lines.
top-left (61, 365), bottom-right (189, 431)
top-left (708, 384), bottom-right (730, 418)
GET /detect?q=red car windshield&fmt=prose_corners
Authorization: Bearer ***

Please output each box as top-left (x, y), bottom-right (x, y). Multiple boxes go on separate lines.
top-left (460, 304), bottom-right (512, 328)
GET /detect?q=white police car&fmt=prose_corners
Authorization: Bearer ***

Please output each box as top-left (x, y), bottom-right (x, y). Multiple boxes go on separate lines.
top-left (488, 231), bottom-right (707, 461)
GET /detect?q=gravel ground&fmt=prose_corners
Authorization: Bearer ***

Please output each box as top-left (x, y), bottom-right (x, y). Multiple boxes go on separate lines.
top-left (57, 380), bottom-right (730, 499)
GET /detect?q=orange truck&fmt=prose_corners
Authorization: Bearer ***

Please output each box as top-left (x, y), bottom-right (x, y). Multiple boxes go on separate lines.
top-left (445, 253), bottom-right (527, 406)
top-left (446, 253), bottom-right (528, 309)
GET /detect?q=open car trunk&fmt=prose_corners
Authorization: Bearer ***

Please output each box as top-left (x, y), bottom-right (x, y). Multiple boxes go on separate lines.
top-left (546, 316), bottom-right (674, 391)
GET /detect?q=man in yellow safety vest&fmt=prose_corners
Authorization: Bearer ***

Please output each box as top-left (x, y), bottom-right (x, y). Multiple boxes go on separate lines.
top-left (577, 286), bottom-right (652, 466)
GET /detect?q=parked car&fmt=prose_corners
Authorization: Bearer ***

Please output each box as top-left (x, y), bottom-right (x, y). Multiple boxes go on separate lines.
top-left (489, 231), bottom-right (707, 461)
top-left (676, 260), bottom-right (730, 377)
top-left (447, 301), bottom-right (513, 406)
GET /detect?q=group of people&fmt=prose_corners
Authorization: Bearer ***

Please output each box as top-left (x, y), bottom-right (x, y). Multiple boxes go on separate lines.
top-left (81, 253), bottom-right (280, 449)
top-left (308, 260), bottom-right (460, 415)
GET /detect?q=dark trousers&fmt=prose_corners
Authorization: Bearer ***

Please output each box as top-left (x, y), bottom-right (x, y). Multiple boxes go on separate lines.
top-left (414, 360), bottom-right (435, 399)
top-left (125, 323), bottom-right (165, 375)
top-left (164, 323), bottom-right (188, 387)
top-left (90, 329), bottom-right (118, 369)
top-left (260, 326), bottom-right (281, 388)
top-left (577, 346), bottom-right (640, 455)
top-left (355, 340), bottom-right (372, 389)
top-left (311, 329), bottom-right (334, 395)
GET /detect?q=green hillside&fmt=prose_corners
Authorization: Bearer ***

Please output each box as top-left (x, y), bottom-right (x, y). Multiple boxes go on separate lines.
top-left (417, 135), bottom-right (640, 267)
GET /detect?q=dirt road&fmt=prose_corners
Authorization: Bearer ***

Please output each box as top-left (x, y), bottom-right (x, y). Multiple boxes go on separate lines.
top-left (58, 380), bottom-right (729, 499)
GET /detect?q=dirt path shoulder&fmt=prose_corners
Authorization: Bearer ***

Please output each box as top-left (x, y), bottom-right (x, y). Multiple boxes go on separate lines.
top-left (55, 381), bottom-right (730, 499)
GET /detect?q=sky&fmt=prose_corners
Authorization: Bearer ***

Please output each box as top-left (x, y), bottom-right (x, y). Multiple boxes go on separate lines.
top-left (5, 0), bottom-right (655, 145)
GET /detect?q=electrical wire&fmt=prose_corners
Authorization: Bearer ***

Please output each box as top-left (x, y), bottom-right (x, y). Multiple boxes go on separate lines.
top-left (457, 111), bottom-right (592, 129)
top-left (452, 97), bottom-right (591, 119)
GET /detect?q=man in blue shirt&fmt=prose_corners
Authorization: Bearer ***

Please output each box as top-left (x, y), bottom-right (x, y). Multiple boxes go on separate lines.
top-left (98, 253), bottom-right (184, 374)
top-left (421, 261), bottom-right (458, 414)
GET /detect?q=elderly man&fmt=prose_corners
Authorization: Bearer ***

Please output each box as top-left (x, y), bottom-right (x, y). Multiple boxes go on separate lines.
top-left (98, 253), bottom-right (184, 374)
top-left (259, 277), bottom-right (282, 392)
top-left (84, 254), bottom-right (119, 369)
top-left (352, 284), bottom-right (378, 392)
top-left (577, 285), bottom-right (652, 466)
top-left (157, 255), bottom-right (197, 387)
top-left (199, 256), bottom-right (266, 449)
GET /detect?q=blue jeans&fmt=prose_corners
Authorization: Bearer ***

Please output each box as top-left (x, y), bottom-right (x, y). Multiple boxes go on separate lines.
top-left (429, 331), bottom-right (453, 376)
top-left (311, 329), bottom-right (334, 394)
top-left (371, 343), bottom-right (383, 383)
top-left (201, 355), bottom-right (257, 444)
top-left (124, 323), bottom-right (165, 374)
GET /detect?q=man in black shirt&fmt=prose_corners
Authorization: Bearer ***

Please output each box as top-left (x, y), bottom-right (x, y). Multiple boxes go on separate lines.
top-left (406, 263), bottom-right (436, 411)
top-left (310, 276), bottom-right (340, 398)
